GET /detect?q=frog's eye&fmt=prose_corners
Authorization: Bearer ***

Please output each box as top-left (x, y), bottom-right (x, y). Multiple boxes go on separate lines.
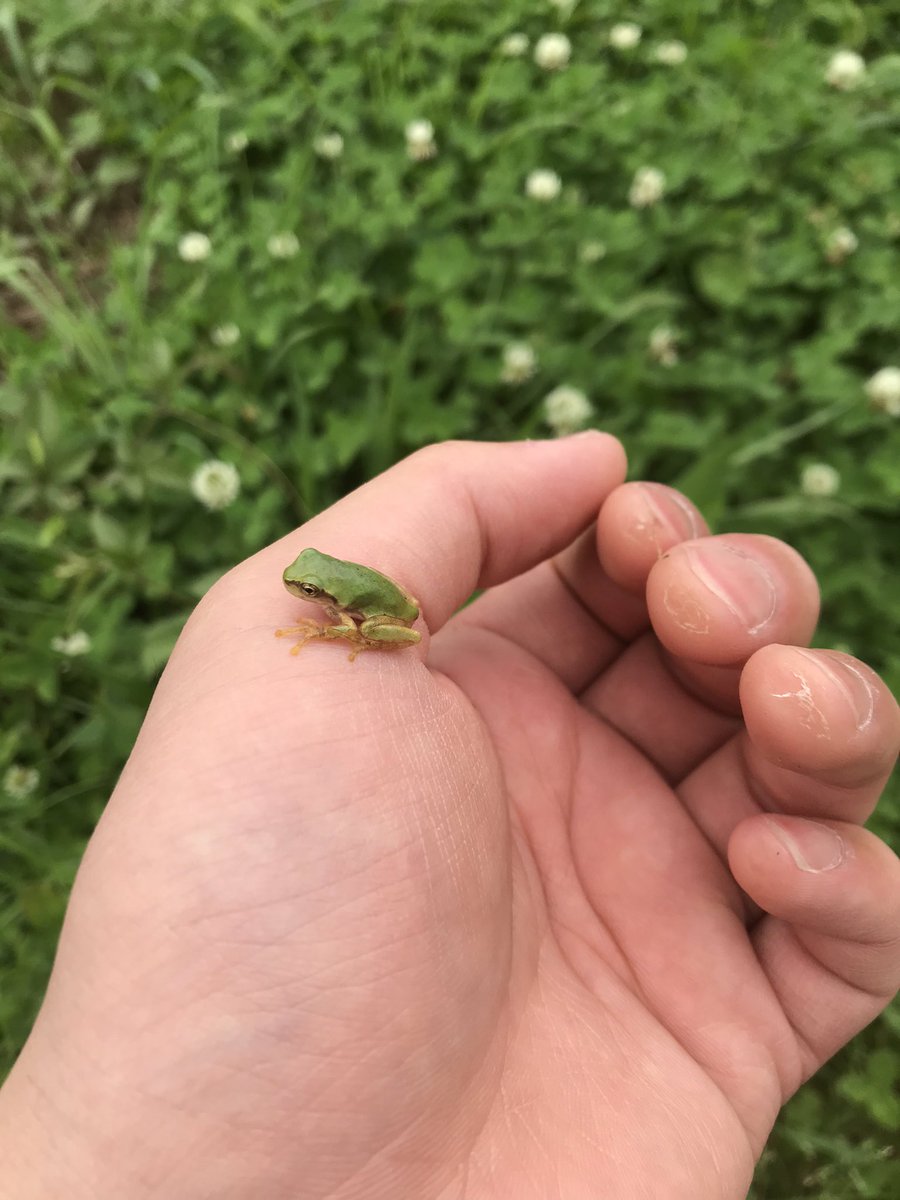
top-left (300, 583), bottom-right (319, 597)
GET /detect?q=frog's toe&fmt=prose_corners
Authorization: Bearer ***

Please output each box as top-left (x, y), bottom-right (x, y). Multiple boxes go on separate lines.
top-left (276, 619), bottom-right (326, 656)
top-left (275, 620), bottom-right (319, 639)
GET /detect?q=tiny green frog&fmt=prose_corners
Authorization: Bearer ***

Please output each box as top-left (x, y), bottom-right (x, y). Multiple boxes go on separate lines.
top-left (275, 547), bottom-right (421, 660)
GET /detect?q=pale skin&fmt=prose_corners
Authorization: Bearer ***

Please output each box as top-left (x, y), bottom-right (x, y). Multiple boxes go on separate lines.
top-left (0, 435), bottom-right (898, 1200)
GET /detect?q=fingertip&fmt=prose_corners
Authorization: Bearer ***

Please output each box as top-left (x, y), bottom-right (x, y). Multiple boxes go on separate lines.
top-left (645, 535), bottom-right (819, 666)
top-left (740, 644), bottom-right (900, 782)
top-left (560, 430), bottom-right (628, 486)
top-left (728, 813), bottom-right (851, 935)
top-left (596, 482), bottom-right (708, 592)
top-left (730, 814), bottom-right (846, 888)
top-left (730, 814), bottom-right (900, 956)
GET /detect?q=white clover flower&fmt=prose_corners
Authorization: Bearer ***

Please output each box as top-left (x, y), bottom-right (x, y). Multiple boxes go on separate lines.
top-left (543, 385), bottom-right (593, 435)
top-left (211, 323), bottom-right (241, 347)
top-left (534, 33), bottom-right (571, 71)
top-left (405, 119), bottom-right (437, 161)
top-left (609, 22), bottom-right (642, 50)
top-left (3, 764), bottom-right (39, 800)
top-left (178, 232), bottom-right (212, 263)
top-left (51, 630), bottom-right (92, 656)
top-left (526, 168), bottom-right (562, 201)
top-left (629, 166), bottom-right (666, 208)
top-left (314, 131), bottom-right (344, 160)
top-left (267, 231), bottom-right (300, 259)
top-left (226, 130), bottom-right (249, 153)
top-left (826, 49), bottom-right (866, 90)
top-left (578, 240), bottom-right (607, 264)
top-left (649, 326), bottom-right (679, 367)
top-left (655, 40), bottom-right (688, 65)
top-left (825, 226), bottom-right (858, 263)
top-left (800, 463), bottom-right (841, 497)
top-left (501, 342), bottom-right (537, 384)
top-left (191, 460), bottom-right (241, 510)
top-left (864, 366), bottom-right (900, 416)
top-left (500, 32), bottom-right (529, 57)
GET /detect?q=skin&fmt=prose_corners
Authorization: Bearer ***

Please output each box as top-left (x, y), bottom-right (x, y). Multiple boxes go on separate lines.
top-left (277, 547), bottom-right (421, 659)
top-left (0, 437), bottom-right (897, 1200)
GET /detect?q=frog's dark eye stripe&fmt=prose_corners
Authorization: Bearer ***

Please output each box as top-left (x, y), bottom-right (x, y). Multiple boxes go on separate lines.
top-left (300, 583), bottom-right (319, 597)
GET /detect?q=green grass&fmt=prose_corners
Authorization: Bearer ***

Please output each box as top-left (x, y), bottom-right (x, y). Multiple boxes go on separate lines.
top-left (1, 1), bottom-right (899, 1194)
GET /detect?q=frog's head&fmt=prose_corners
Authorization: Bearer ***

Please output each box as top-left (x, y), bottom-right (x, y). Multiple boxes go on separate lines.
top-left (282, 548), bottom-right (334, 607)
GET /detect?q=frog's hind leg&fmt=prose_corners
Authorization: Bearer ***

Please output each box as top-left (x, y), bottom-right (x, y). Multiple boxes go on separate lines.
top-left (317, 615), bottom-right (367, 660)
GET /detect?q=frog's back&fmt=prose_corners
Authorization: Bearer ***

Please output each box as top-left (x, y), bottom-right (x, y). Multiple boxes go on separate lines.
top-left (308, 549), bottom-right (419, 621)
top-left (351, 569), bottom-right (419, 621)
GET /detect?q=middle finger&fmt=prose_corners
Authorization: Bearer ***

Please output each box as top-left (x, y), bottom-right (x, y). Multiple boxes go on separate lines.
top-left (582, 528), bottom-right (820, 780)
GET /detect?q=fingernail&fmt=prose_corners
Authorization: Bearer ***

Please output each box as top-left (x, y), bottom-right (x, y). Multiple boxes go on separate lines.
top-left (792, 649), bottom-right (876, 733)
top-left (638, 483), bottom-right (701, 542)
top-left (765, 816), bottom-right (845, 873)
top-left (768, 653), bottom-right (830, 738)
top-left (680, 543), bottom-right (778, 635)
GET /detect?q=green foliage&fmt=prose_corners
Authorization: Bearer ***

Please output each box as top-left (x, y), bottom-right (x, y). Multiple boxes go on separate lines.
top-left (1, 1), bottom-right (898, 1193)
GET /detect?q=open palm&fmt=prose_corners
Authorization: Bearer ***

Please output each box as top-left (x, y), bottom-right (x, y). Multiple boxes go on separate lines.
top-left (3, 438), bottom-right (898, 1200)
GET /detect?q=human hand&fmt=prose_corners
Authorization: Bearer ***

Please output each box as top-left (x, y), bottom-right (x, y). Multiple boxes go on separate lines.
top-left (2, 436), bottom-right (898, 1200)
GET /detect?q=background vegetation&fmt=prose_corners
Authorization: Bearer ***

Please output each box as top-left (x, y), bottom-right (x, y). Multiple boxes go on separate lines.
top-left (1, 1), bottom-right (898, 1194)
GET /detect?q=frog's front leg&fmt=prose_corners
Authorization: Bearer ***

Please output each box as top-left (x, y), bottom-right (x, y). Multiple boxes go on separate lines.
top-left (274, 618), bottom-right (322, 649)
top-left (275, 609), bottom-right (363, 656)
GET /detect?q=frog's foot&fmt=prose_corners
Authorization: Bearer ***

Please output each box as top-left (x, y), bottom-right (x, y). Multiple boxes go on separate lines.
top-left (274, 619), bottom-right (326, 655)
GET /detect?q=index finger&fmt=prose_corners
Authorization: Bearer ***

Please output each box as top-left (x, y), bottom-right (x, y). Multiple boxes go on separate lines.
top-left (248, 435), bottom-right (627, 635)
